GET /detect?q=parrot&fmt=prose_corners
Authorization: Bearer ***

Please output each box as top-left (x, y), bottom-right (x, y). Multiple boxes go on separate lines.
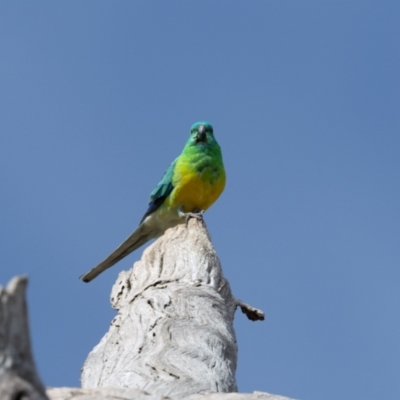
top-left (79, 121), bottom-right (226, 282)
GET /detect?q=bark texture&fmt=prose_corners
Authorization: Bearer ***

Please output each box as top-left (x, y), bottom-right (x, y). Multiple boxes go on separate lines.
top-left (0, 276), bottom-right (48, 400)
top-left (47, 387), bottom-right (167, 400)
top-left (47, 388), bottom-right (295, 400)
top-left (81, 219), bottom-right (264, 398)
top-left (188, 393), bottom-right (295, 400)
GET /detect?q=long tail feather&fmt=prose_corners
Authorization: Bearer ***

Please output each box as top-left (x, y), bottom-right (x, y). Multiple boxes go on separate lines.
top-left (80, 224), bottom-right (153, 282)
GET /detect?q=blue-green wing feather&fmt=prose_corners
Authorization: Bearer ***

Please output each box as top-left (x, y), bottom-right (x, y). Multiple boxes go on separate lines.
top-left (139, 158), bottom-right (177, 224)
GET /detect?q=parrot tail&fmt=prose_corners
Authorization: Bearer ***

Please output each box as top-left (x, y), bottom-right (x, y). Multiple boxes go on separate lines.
top-left (79, 224), bottom-right (154, 283)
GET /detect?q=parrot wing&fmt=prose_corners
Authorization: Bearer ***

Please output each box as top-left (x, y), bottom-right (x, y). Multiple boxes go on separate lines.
top-left (80, 158), bottom-right (178, 283)
top-left (139, 157), bottom-right (177, 224)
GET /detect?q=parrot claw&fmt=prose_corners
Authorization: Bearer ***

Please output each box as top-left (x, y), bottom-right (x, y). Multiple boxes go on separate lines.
top-left (179, 209), bottom-right (204, 226)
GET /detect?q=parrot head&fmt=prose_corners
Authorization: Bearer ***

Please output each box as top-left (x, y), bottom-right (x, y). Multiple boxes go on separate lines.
top-left (188, 121), bottom-right (217, 147)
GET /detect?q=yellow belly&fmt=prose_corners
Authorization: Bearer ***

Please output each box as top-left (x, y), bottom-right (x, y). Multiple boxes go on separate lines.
top-left (166, 163), bottom-right (226, 213)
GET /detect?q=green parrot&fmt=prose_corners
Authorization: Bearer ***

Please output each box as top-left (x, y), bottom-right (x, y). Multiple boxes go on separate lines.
top-left (80, 121), bottom-right (226, 282)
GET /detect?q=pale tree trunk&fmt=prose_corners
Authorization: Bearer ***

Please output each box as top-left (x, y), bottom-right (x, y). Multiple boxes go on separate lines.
top-left (81, 219), bottom-right (264, 398)
top-left (1, 221), bottom-right (296, 400)
top-left (0, 276), bottom-right (48, 400)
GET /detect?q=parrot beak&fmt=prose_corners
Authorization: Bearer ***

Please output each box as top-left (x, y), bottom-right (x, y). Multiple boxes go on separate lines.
top-left (196, 125), bottom-right (207, 143)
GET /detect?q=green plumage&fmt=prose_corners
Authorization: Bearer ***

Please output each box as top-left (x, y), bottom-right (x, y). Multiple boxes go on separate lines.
top-left (80, 121), bottom-right (225, 283)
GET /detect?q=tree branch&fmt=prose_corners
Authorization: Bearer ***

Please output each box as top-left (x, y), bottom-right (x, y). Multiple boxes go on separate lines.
top-left (81, 219), bottom-right (264, 397)
top-left (0, 276), bottom-right (48, 400)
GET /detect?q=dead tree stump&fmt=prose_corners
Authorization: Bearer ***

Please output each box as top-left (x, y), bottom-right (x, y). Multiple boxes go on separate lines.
top-left (81, 219), bottom-right (264, 398)
top-left (0, 276), bottom-right (48, 400)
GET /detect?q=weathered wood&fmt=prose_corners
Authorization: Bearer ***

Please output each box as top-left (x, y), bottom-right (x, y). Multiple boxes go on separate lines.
top-left (0, 276), bottom-right (48, 400)
top-left (81, 219), bottom-right (264, 398)
top-left (188, 393), bottom-right (296, 400)
top-left (47, 388), bottom-right (295, 400)
top-left (46, 386), bottom-right (169, 400)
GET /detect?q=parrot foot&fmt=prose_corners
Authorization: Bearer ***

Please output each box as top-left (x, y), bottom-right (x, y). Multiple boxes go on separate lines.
top-left (178, 209), bottom-right (204, 226)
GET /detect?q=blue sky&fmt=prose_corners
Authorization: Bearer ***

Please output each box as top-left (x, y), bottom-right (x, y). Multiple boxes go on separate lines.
top-left (0, 2), bottom-right (399, 399)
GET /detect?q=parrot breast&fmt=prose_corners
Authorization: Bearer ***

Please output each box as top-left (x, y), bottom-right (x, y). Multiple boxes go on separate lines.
top-left (168, 150), bottom-right (226, 213)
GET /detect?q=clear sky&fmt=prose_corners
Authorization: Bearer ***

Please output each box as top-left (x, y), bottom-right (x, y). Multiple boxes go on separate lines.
top-left (0, 2), bottom-right (399, 399)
